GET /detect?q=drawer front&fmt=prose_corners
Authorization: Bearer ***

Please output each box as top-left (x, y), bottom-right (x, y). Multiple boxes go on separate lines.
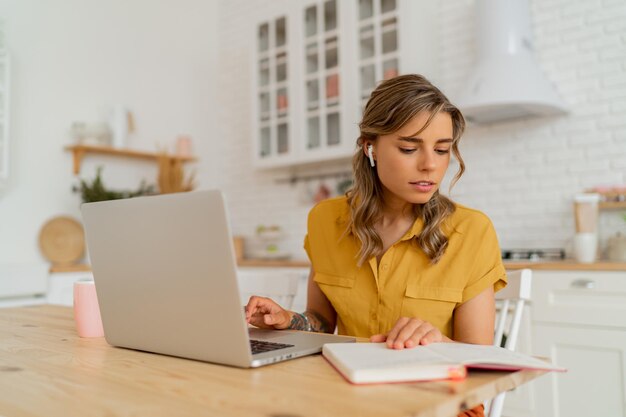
top-left (531, 270), bottom-right (626, 328)
top-left (0, 263), bottom-right (48, 298)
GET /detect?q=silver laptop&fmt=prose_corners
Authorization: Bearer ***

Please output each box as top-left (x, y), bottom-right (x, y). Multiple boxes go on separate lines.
top-left (81, 189), bottom-right (355, 367)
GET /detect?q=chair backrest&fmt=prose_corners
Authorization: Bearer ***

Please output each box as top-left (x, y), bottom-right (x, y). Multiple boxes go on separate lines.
top-left (493, 268), bottom-right (532, 351)
top-left (237, 269), bottom-right (300, 310)
top-left (487, 268), bottom-right (533, 417)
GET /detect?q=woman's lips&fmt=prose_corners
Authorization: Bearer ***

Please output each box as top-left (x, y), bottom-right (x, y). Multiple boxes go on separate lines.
top-left (409, 181), bottom-right (435, 192)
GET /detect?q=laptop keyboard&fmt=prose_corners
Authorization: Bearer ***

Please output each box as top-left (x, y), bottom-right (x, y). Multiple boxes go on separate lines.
top-left (250, 339), bottom-right (294, 355)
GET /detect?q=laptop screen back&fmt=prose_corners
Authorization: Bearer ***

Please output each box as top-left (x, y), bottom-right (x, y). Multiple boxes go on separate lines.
top-left (81, 190), bottom-right (253, 367)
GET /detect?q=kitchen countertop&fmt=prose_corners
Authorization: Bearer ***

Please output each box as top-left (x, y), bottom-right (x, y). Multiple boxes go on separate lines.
top-left (240, 259), bottom-right (626, 271)
top-left (51, 260), bottom-right (626, 272)
top-left (503, 260), bottom-right (626, 271)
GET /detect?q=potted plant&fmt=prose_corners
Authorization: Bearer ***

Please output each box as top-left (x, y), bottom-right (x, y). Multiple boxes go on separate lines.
top-left (73, 166), bottom-right (155, 203)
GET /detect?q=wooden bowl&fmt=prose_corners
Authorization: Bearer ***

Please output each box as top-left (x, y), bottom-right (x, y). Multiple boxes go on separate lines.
top-left (38, 216), bottom-right (85, 265)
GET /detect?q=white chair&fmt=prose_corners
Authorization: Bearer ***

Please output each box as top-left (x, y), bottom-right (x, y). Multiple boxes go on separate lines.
top-left (486, 268), bottom-right (533, 417)
top-left (237, 268), bottom-right (300, 310)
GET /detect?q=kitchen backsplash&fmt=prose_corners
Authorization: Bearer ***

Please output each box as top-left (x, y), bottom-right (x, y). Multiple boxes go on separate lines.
top-left (215, 0), bottom-right (626, 261)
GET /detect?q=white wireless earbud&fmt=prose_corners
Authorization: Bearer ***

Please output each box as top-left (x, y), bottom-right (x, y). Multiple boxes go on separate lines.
top-left (367, 144), bottom-right (375, 167)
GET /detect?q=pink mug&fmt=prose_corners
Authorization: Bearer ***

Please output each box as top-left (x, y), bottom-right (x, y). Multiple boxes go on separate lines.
top-left (73, 279), bottom-right (104, 338)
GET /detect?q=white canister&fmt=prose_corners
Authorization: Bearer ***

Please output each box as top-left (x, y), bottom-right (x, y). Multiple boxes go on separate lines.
top-left (574, 233), bottom-right (598, 263)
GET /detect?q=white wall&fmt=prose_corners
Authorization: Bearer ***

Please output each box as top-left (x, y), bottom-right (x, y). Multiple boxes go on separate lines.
top-left (0, 0), bottom-right (219, 266)
top-left (217, 0), bottom-right (626, 260)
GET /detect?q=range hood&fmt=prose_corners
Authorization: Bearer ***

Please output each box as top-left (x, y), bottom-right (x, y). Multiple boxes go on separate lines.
top-left (456, 0), bottom-right (568, 124)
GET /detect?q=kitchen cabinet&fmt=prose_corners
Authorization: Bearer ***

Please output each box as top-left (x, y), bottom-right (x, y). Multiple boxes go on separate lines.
top-left (529, 270), bottom-right (626, 417)
top-left (0, 263), bottom-right (48, 308)
top-left (533, 324), bottom-right (626, 417)
top-left (252, 0), bottom-right (439, 169)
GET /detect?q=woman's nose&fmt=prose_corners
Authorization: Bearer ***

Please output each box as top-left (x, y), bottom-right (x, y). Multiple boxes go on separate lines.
top-left (418, 150), bottom-right (436, 171)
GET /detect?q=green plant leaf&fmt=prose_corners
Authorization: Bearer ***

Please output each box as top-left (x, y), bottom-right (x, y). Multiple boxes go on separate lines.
top-left (72, 166), bottom-right (156, 204)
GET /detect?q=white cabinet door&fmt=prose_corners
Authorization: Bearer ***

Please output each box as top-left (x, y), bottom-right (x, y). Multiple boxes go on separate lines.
top-left (532, 270), bottom-right (626, 328)
top-left (533, 323), bottom-right (626, 417)
top-left (252, 10), bottom-right (301, 168)
top-left (299, 0), bottom-right (359, 164)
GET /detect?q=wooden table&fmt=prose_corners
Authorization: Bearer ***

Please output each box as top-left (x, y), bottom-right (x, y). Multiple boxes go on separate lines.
top-left (0, 306), bottom-right (546, 417)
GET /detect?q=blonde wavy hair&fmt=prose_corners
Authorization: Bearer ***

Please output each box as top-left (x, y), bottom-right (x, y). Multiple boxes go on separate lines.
top-left (346, 74), bottom-right (466, 265)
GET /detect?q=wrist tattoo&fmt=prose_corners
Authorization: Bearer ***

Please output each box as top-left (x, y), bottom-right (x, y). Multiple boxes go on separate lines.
top-left (288, 313), bottom-right (311, 331)
top-left (288, 310), bottom-right (332, 333)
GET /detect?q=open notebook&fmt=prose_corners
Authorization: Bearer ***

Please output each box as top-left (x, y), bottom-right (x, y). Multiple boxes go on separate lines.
top-left (322, 342), bottom-right (566, 384)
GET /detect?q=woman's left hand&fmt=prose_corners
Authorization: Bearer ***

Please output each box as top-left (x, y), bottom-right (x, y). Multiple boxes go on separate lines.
top-left (370, 317), bottom-right (446, 349)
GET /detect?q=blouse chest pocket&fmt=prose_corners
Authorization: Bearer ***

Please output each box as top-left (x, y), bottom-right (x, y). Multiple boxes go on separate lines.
top-left (404, 285), bottom-right (463, 303)
top-left (314, 272), bottom-right (356, 288)
top-left (401, 283), bottom-right (463, 337)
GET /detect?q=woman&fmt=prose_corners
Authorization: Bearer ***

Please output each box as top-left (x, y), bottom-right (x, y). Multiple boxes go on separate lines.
top-left (245, 74), bottom-right (506, 417)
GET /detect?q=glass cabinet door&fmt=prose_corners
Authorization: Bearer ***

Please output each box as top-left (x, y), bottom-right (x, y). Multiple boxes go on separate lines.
top-left (256, 15), bottom-right (290, 161)
top-left (303, 0), bottom-right (342, 152)
top-left (357, 0), bottom-right (398, 110)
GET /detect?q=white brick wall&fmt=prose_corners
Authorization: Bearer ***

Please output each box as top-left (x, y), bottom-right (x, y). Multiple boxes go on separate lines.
top-left (217, 0), bottom-right (626, 260)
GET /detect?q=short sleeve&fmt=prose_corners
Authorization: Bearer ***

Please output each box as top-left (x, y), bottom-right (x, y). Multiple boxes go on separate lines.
top-left (303, 233), bottom-right (311, 261)
top-left (301, 197), bottom-right (357, 277)
top-left (461, 217), bottom-right (507, 303)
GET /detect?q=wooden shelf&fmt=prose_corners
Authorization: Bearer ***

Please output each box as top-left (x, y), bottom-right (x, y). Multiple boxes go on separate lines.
top-left (585, 189), bottom-right (626, 211)
top-left (599, 201), bottom-right (626, 210)
top-left (65, 144), bottom-right (197, 175)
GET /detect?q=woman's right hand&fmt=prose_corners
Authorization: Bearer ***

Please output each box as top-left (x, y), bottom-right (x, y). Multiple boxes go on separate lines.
top-left (244, 296), bottom-right (293, 329)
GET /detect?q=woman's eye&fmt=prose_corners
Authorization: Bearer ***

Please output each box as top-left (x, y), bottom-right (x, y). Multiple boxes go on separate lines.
top-left (435, 148), bottom-right (450, 155)
top-left (399, 148), bottom-right (416, 154)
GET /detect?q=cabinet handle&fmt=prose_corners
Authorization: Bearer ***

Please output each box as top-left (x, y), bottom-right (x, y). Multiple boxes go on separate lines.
top-left (570, 279), bottom-right (595, 289)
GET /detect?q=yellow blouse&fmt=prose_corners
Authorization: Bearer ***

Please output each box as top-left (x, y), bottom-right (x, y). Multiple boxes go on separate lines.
top-left (303, 196), bottom-right (507, 339)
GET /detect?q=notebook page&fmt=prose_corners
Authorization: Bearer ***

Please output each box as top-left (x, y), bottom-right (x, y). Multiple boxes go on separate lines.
top-left (427, 342), bottom-right (564, 371)
top-left (324, 342), bottom-right (454, 370)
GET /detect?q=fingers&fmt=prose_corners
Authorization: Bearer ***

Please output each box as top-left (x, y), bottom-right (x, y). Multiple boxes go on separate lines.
top-left (384, 317), bottom-right (443, 349)
top-left (370, 333), bottom-right (387, 343)
top-left (385, 317), bottom-right (410, 349)
top-left (245, 296), bottom-right (290, 329)
top-left (262, 311), bottom-right (288, 328)
top-left (245, 296), bottom-right (279, 328)
top-left (418, 328), bottom-right (441, 346)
